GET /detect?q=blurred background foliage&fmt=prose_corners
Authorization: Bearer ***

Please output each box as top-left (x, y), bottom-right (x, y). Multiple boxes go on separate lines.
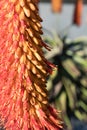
top-left (39, 1), bottom-right (87, 130)
top-left (43, 32), bottom-right (87, 130)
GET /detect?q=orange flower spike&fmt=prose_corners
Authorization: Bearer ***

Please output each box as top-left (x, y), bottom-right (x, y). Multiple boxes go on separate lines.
top-left (73, 0), bottom-right (83, 26)
top-left (0, 0), bottom-right (64, 130)
top-left (51, 0), bottom-right (62, 13)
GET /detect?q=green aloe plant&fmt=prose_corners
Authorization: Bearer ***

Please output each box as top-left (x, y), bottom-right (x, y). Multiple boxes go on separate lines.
top-left (43, 32), bottom-right (87, 130)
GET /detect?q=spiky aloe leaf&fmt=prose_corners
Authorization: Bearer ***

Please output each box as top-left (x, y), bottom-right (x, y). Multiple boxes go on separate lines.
top-left (43, 33), bottom-right (87, 129)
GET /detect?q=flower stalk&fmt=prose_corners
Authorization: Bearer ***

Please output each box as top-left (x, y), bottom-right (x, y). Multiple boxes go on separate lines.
top-left (0, 0), bottom-right (63, 130)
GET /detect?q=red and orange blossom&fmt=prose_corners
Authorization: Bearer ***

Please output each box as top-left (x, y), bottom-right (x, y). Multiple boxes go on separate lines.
top-left (0, 0), bottom-right (64, 130)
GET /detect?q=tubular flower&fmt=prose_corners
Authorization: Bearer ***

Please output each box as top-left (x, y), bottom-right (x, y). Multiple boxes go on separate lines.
top-left (73, 0), bottom-right (83, 26)
top-left (0, 0), bottom-right (63, 130)
top-left (51, 0), bottom-right (62, 13)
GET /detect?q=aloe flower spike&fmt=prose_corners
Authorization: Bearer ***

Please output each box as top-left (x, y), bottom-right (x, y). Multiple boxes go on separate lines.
top-left (0, 0), bottom-right (64, 130)
top-left (51, 0), bottom-right (62, 13)
top-left (73, 0), bottom-right (83, 26)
